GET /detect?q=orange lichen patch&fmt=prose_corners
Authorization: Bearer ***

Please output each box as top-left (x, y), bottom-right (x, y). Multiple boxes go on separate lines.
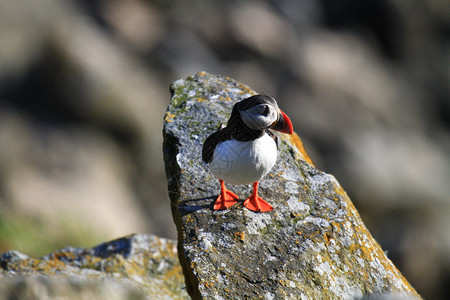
top-left (235, 83), bottom-right (255, 96)
top-left (269, 170), bottom-right (285, 178)
top-left (233, 232), bottom-right (245, 242)
top-left (365, 237), bottom-right (418, 293)
top-left (333, 183), bottom-right (350, 199)
top-left (184, 215), bottom-right (195, 223)
top-left (288, 133), bottom-right (314, 166)
top-left (330, 221), bottom-right (342, 232)
top-left (324, 233), bottom-right (332, 244)
top-left (197, 71), bottom-right (207, 77)
top-left (333, 196), bottom-right (420, 296)
top-left (196, 98), bottom-right (208, 102)
top-left (52, 251), bottom-right (78, 261)
top-left (203, 280), bottom-right (215, 288)
top-left (164, 112), bottom-right (176, 123)
top-left (163, 265), bottom-right (185, 282)
top-left (31, 259), bottom-right (66, 273)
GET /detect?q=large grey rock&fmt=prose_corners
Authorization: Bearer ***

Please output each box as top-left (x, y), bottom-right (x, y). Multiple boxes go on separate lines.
top-left (163, 72), bottom-right (420, 299)
top-left (0, 234), bottom-right (189, 299)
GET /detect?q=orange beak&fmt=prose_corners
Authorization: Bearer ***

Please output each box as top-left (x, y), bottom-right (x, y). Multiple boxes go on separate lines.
top-left (271, 110), bottom-right (293, 134)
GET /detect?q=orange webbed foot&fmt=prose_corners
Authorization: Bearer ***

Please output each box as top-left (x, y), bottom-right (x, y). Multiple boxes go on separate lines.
top-left (243, 195), bottom-right (273, 212)
top-left (243, 181), bottom-right (273, 212)
top-left (213, 190), bottom-right (239, 210)
top-left (213, 180), bottom-right (239, 210)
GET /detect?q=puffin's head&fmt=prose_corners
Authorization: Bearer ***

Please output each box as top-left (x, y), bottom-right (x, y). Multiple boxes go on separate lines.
top-left (238, 95), bottom-right (293, 134)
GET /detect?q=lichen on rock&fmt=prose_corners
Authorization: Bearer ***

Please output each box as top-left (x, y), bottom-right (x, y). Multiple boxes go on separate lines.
top-left (0, 234), bottom-right (189, 299)
top-left (163, 72), bottom-right (420, 299)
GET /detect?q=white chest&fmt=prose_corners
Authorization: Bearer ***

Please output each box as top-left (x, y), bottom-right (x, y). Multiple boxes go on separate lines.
top-left (209, 133), bottom-right (278, 185)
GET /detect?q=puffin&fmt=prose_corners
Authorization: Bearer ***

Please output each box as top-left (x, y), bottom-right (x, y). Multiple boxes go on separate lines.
top-left (202, 95), bottom-right (293, 212)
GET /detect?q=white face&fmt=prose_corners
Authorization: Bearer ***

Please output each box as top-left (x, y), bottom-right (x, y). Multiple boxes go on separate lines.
top-left (239, 103), bottom-right (279, 131)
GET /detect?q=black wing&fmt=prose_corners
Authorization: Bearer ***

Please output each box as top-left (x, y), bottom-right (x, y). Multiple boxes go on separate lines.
top-left (202, 125), bottom-right (229, 163)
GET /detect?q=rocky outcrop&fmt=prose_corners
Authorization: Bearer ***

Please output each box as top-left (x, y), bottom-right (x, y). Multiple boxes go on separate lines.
top-left (163, 72), bottom-right (420, 299)
top-left (1, 1), bottom-right (449, 297)
top-left (0, 234), bottom-right (189, 299)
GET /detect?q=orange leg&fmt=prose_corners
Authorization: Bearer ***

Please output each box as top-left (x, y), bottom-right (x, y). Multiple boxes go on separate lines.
top-left (213, 180), bottom-right (239, 210)
top-left (243, 182), bottom-right (273, 212)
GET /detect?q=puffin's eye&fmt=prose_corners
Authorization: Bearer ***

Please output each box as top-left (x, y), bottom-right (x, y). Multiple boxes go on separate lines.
top-left (262, 105), bottom-right (270, 116)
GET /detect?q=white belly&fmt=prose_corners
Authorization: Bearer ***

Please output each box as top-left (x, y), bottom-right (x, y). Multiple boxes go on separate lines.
top-left (209, 133), bottom-right (277, 185)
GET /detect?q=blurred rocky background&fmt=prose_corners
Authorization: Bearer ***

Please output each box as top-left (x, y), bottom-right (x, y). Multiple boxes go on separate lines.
top-left (0, 0), bottom-right (448, 298)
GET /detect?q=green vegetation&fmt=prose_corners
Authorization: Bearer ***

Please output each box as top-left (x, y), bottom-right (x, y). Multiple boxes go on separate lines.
top-left (0, 212), bottom-right (102, 257)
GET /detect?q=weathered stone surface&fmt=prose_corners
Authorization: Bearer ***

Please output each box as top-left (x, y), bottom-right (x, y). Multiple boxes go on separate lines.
top-left (163, 72), bottom-right (420, 299)
top-left (0, 234), bottom-right (189, 299)
top-left (0, 276), bottom-right (147, 300)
